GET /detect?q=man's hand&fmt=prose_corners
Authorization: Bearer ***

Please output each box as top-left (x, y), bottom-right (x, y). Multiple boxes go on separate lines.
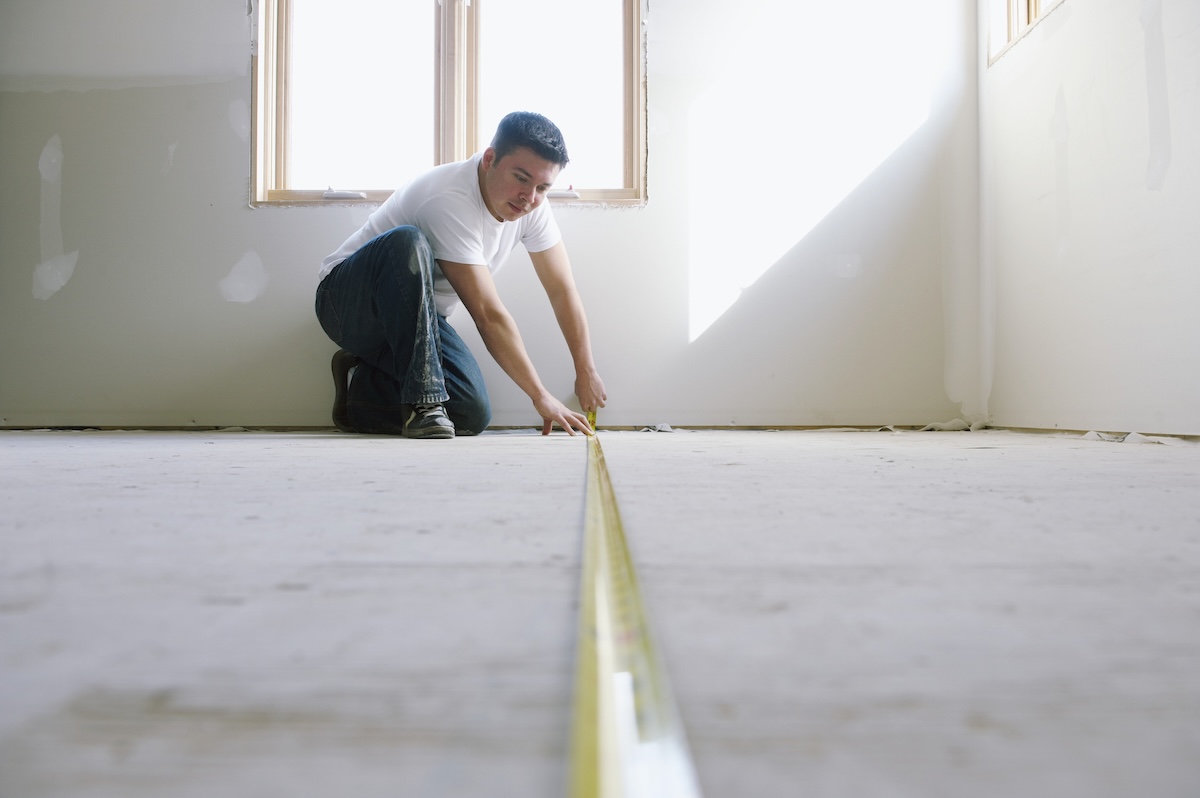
top-left (535, 393), bottom-right (593, 436)
top-left (575, 369), bottom-right (607, 414)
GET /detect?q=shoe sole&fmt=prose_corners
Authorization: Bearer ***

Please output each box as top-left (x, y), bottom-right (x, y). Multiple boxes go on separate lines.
top-left (402, 426), bottom-right (455, 440)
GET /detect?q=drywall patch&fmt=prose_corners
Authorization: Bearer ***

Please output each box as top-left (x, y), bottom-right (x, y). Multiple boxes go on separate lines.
top-left (33, 253), bottom-right (79, 301)
top-left (32, 135), bottom-right (79, 300)
top-left (229, 99), bottom-right (250, 143)
top-left (1050, 86), bottom-right (1071, 256)
top-left (160, 142), bottom-right (178, 175)
top-left (1141, 0), bottom-right (1171, 190)
top-left (219, 250), bottom-right (269, 303)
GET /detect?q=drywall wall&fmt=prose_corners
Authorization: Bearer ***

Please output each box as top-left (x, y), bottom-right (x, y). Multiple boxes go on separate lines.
top-left (981, 0), bottom-right (1200, 435)
top-left (0, 0), bottom-right (249, 91)
top-left (0, 0), bottom-right (977, 429)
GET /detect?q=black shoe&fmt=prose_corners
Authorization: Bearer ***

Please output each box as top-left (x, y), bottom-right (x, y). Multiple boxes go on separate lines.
top-left (402, 404), bottom-right (455, 439)
top-left (331, 349), bottom-right (361, 432)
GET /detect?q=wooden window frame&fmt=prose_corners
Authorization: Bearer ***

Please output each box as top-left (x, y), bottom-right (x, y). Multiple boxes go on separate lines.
top-left (251, 0), bottom-right (646, 207)
top-left (990, 0), bottom-right (1065, 65)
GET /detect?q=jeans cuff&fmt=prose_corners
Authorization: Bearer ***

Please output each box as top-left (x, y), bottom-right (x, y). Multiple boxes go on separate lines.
top-left (413, 392), bottom-right (450, 406)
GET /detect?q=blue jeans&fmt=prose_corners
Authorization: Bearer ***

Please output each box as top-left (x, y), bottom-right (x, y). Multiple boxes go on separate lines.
top-left (314, 226), bottom-right (491, 435)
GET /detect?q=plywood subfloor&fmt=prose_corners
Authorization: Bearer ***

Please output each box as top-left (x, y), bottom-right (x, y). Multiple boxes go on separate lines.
top-left (1, 429), bottom-right (1198, 797)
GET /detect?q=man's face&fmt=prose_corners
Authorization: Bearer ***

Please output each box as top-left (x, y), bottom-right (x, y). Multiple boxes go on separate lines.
top-left (479, 146), bottom-right (561, 223)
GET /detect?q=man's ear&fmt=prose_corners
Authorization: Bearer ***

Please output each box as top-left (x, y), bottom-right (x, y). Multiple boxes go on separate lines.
top-left (481, 147), bottom-right (497, 170)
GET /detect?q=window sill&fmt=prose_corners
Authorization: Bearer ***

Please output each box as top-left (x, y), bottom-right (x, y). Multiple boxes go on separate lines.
top-left (251, 189), bottom-right (646, 209)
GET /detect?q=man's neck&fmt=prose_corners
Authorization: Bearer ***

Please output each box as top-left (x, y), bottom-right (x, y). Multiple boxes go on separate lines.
top-left (477, 159), bottom-right (504, 222)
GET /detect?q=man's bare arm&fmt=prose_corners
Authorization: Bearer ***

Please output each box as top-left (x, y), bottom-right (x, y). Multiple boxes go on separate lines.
top-left (439, 259), bottom-right (592, 435)
top-left (528, 242), bottom-right (607, 413)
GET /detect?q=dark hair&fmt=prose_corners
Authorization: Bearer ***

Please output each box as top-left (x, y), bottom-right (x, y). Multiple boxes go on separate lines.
top-left (490, 111), bottom-right (569, 168)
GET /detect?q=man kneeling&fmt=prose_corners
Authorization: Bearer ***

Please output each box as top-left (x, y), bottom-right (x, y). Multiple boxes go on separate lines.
top-left (314, 112), bottom-right (606, 438)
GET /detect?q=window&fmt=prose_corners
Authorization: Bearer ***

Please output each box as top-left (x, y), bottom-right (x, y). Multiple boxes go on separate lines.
top-left (988, 0), bottom-right (1066, 61)
top-left (252, 0), bottom-right (645, 205)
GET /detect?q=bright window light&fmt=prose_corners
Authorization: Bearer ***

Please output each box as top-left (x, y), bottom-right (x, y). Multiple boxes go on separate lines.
top-left (687, 4), bottom-right (932, 341)
top-left (288, 0), bottom-right (435, 190)
top-left (255, 0), bottom-right (643, 203)
top-left (477, 0), bottom-right (625, 189)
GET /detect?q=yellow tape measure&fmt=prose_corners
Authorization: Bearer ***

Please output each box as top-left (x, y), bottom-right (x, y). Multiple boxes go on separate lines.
top-left (568, 414), bottom-right (702, 798)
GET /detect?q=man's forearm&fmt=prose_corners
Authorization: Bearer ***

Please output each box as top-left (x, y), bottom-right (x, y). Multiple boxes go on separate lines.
top-left (529, 243), bottom-right (599, 377)
top-left (546, 289), bottom-right (606, 412)
top-left (548, 288), bottom-right (598, 376)
top-left (525, 243), bottom-right (606, 416)
top-left (439, 255), bottom-right (593, 433)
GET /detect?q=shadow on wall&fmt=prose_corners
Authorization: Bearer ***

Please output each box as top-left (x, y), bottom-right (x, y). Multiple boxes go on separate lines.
top-left (644, 1), bottom-right (976, 426)
top-left (661, 128), bottom-right (959, 427)
top-left (685, 2), bottom-right (936, 343)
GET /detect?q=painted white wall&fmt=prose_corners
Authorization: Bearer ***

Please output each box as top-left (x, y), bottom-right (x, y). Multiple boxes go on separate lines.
top-left (0, 0), bottom-right (977, 429)
top-left (980, 0), bottom-right (1200, 435)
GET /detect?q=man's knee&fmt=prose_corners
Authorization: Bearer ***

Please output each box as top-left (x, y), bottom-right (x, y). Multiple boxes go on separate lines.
top-left (458, 402), bottom-right (492, 436)
top-left (376, 226), bottom-right (432, 273)
top-left (450, 393), bottom-right (491, 436)
top-left (379, 224), bottom-right (423, 246)
top-left (339, 226), bottom-right (432, 291)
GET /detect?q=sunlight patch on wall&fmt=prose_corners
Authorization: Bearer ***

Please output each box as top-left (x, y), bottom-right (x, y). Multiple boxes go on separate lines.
top-left (687, 4), bottom-right (934, 341)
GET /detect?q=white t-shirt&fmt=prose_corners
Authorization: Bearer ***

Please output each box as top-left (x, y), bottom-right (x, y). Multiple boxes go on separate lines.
top-left (319, 152), bottom-right (561, 317)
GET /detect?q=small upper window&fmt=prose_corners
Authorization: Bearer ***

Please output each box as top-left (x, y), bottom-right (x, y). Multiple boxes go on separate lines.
top-left (988, 0), bottom-right (1067, 61)
top-left (252, 0), bottom-right (646, 205)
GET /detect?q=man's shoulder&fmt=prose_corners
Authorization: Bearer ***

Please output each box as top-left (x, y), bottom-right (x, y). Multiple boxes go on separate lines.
top-left (406, 159), bottom-right (488, 262)
top-left (398, 160), bottom-right (478, 219)
top-left (404, 156), bottom-right (478, 199)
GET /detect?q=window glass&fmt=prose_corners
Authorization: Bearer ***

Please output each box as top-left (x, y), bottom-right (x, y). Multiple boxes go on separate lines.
top-left (289, 0), bottom-right (436, 190)
top-left (477, 0), bottom-right (624, 189)
top-left (987, 0), bottom-right (1009, 58)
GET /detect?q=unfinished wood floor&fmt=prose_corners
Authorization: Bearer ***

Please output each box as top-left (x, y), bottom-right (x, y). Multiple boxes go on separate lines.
top-left (1, 428), bottom-right (1198, 797)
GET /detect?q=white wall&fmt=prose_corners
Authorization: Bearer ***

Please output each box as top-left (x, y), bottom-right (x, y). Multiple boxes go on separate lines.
top-left (981, 0), bottom-right (1200, 435)
top-left (0, 0), bottom-right (978, 429)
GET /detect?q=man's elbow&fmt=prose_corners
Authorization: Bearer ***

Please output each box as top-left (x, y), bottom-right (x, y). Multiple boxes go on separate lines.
top-left (469, 304), bottom-right (513, 338)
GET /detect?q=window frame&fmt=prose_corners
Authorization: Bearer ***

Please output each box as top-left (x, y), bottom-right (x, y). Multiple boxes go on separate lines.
top-left (989, 0), bottom-right (1066, 64)
top-left (251, 0), bottom-right (646, 206)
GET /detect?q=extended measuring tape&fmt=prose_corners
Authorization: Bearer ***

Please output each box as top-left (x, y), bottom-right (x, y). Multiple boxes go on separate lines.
top-left (568, 411), bottom-right (703, 798)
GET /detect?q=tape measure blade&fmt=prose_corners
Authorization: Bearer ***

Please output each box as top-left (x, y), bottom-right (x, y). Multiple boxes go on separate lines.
top-left (569, 435), bottom-right (703, 797)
